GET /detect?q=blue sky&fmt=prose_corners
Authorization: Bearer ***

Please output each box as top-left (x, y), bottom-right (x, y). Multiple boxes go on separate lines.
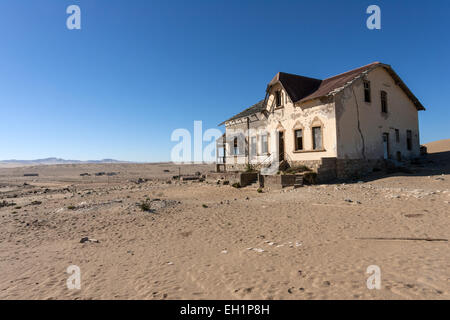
top-left (0, 0), bottom-right (449, 162)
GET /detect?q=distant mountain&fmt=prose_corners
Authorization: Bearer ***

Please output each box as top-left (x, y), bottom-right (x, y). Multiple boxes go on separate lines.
top-left (0, 158), bottom-right (127, 166)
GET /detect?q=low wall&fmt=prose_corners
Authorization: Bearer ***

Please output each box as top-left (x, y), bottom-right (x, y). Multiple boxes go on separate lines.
top-left (206, 172), bottom-right (258, 187)
top-left (335, 159), bottom-right (385, 180)
top-left (260, 174), bottom-right (299, 189)
top-left (220, 157), bottom-right (387, 184)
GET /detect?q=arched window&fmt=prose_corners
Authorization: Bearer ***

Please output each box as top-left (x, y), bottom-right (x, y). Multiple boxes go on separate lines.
top-left (311, 118), bottom-right (324, 151)
top-left (275, 90), bottom-right (282, 107)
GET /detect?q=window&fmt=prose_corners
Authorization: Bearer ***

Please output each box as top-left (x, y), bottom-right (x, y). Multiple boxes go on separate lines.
top-left (363, 80), bottom-right (371, 103)
top-left (261, 134), bottom-right (268, 154)
top-left (381, 91), bottom-right (388, 113)
top-left (406, 130), bottom-right (412, 151)
top-left (250, 136), bottom-right (257, 157)
top-left (233, 137), bottom-right (238, 155)
top-left (312, 127), bottom-right (323, 150)
top-left (395, 129), bottom-right (400, 143)
top-left (294, 129), bottom-right (303, 151)
top-left (275, 91), bottom-right (282, 107)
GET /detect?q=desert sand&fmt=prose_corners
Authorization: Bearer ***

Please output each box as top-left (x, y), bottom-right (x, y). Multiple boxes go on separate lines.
top-left (0, 141), bottom-right (449, 300)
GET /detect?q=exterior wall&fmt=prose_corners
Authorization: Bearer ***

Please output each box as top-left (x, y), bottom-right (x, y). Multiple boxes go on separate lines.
top-left (262, 83), bottom-right (338, 162)
top-left (335, 67), bottom-right (421, 161)
top-left (224, 112), bottom-right (268, 171)
top-left (224, 83), bottom-right (339, 172)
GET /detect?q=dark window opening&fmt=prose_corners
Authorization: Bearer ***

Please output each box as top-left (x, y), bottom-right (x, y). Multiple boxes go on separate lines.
top-left (395, 129), bottom-right (400, 143)
top-left (381, 91), bottom-right (388, 113)
top-left (233, 137), bottom-right (238, 155)
top-left (312, 127), bottom-right (323, 150)
top-left (363, 81), bottom-right (371, 103)
top-left (294, 129), bottom-right (303, 151)
top-left (406, 130), bottom-right (412, 151)
top-left (396, 151), bottom-right (402, 161)
top-left (275, 91), bottom-right (282, 107)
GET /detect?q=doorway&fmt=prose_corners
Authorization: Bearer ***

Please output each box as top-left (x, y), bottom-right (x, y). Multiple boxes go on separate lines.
top-left (382, 133), bottom-right (389, 159)
top-left (278, 131), bottom-right (285, 161)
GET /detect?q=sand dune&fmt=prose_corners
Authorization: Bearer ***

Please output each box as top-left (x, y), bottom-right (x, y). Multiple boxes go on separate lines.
top-left (424, 139), bottom-right (450, 154)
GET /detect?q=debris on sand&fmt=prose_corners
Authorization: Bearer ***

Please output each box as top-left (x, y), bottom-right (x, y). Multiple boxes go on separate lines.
top-left (138, 199), bottom-right (177, 213)
top-left (135, 178), bottom-right (148, 184)
top-left (80, 237), bottom-right (100, 244)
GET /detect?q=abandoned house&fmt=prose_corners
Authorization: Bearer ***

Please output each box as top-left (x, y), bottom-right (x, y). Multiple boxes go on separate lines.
top-left (216, 62), bottom-right (425, 182)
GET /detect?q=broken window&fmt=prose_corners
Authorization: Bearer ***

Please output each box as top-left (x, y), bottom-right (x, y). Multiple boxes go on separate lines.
top-left (363, 80), bottom-right (371, 103)
top-left (261, 134), bottom-right (268, 154)
top-left (381, 90), bottom-right (388, 113)
top-left (395, 129), bottom-right (400, 143)
top-left (312, 127), bottom-right (323, 150)
top-left (233, 137), bottom-right (239, 155)
top-left (275, 91), bottom-right (282, 107)
top-left (294, 129), bottom-right (303, 151)
top-left (406, 130), bottom-right (412, 151)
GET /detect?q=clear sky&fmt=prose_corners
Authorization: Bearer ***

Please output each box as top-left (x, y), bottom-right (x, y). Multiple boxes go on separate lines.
top-left (1, 0), bottom-right (449, 162)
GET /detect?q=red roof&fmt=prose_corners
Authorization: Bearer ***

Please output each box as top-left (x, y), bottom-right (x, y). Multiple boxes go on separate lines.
top-left (300, 62), bottom-right (381, 102)
top-left (269, 62), bottom-right (424, 110)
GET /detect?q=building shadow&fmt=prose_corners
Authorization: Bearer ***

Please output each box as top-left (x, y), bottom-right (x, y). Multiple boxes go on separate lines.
top-left (343, 151), bottom-right (450, 184)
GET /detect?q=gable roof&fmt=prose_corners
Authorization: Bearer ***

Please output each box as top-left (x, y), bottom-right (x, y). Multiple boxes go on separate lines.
top-left (220, 62), bottom-right (425, 125)
top-left (267, 72), bottom-right (322, 103)
top-left (299, 62), bottom-right (381, 102)
top-left (219, 100), bottom-right (266, 125)
top-left (299, 62), bottom-right (425, 110)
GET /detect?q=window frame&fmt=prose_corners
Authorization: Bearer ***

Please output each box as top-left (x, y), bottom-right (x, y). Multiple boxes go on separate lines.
top-left (275, 90), bottom-right (282, 108)
top-left (233, 137), bottom-right (239, 155)
top-left (381, 90), bottom-right (388, 113)
top-left (294, 128), bottom-right (304, 151)
top-left (250, 136), bottom-right (257, 158)
top-left (261, 133), bottom-right (269, 155)
top-left (363, 80), bottom-right (371, 103)
top-left (312, 126), bottom-right (323, 151)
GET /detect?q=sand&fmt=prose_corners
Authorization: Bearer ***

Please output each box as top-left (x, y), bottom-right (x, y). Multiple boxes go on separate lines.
top-left (425, 139), bottom-right (450, 154)
top-left (0, 149), bottom-right (449, 300)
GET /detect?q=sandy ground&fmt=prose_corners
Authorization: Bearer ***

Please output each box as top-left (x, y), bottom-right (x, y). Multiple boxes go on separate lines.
top-left (0, 144), bottom-right (449, 300)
